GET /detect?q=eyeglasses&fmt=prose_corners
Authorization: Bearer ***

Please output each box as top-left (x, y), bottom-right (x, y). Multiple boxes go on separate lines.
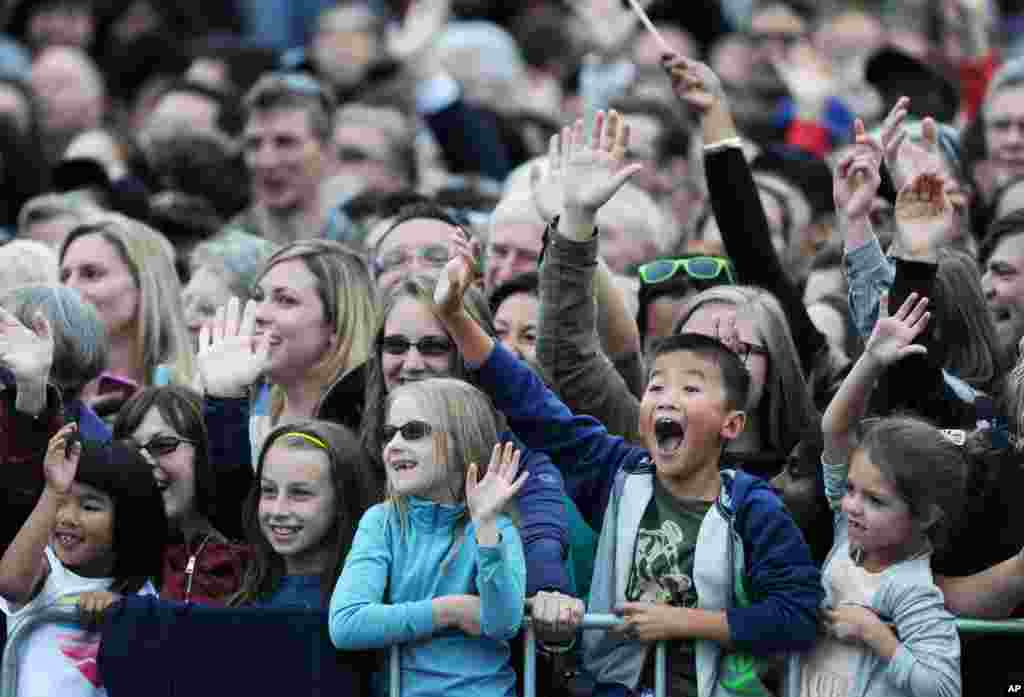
top-left (373, 244), bottom-right (449, 277)
top-left (638, 257), bottom-right (736, 286)
top-left (139, 435), bottom-right (196, 458)
top-left (380, 420), bottom-right (433, 443)
top-left (379, 335), bottom-right (453, 357)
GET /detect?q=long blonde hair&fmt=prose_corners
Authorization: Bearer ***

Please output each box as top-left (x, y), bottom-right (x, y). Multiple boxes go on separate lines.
top-left (256, 240), bottom-right (378, 422)
top-left (384, 379), bottom-right (505, 564)
top-left (59, 213), bottom-right (194, 386)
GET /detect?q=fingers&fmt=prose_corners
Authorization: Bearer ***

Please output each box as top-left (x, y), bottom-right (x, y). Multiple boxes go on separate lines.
top-left (212, 305), bottom-right (226, 344)
top-left (31, 311), bottom-right (53, 341)
top-left (593, 110), bottom-right (606, 151)
top-left (223, 296), bottom-right (241, 339)
top-left (881, 96), bottom-right (910, 147)
top-left (239, 298), bottom-right (259, 341)
top-left (197, 320), bottom-right (211, 353)
top-left (465, 462), bottom-right (479, 495)
top-left (922, 117), bottom-right (938, 151)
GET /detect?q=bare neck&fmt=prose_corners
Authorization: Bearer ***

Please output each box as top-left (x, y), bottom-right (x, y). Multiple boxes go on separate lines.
top-left (105, 331), bottom-right (145, 384)
top-left (275, 375), bottom-right (324, 426)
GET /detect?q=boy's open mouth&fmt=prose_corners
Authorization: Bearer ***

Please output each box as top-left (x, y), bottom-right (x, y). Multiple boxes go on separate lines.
top-left (654, 417), bottom-right (686, 453)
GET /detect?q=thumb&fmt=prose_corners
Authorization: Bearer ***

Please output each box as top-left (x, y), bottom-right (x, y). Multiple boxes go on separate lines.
top-left (611, 163), bottom-right (644, 190)
top-left (853, 118), bottom-right (866, 139)
top-left (898, 344), bottom-right (928, 359)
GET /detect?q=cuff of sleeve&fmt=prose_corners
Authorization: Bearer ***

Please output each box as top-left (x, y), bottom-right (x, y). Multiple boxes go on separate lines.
top-left (523, 539), bottom-right (571, 596)
top-left (412, 598), bottom-right (438, 635)
top-left (546, 221), bottom-right (601, 261)
top-left (884, 643), bottom-right (915, 690)
top-left (415, 73), bottom-right (461, 115)
top-left (703, 137), bottom-right (744, 154)
top-left (844, 236), bottom-right (888, 273)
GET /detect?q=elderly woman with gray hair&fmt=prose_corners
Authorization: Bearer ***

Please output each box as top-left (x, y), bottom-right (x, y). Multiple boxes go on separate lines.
top-left (0, 284), bottom-right (110, 551)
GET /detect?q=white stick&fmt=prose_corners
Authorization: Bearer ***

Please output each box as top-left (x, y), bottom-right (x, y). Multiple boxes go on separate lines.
top-left (626, 0), bottom-right (672, 54)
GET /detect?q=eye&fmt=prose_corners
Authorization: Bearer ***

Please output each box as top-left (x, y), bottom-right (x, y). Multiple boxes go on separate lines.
top-left (684, 385), bottom-right (701, 394)
top-left (260, 484), bottom-right (276, 497)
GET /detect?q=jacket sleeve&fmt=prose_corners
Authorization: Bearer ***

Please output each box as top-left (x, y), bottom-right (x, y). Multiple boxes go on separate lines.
top-left (329, 506), bottom-right (435, 650)
top-left (727, 486), bottom-right (824, 654)
top-left (475, 342), bottom-right (644, 531)
top-left (535, 226), bottom-right (642, 444)
top-left (419, 77), bottom-right (511, 181)
top-left (883, 582), bottom-right (962, 697)
top-left (705, 146), bottom-right (829, 377)
top-left (476, 518), bottom-right (526, 641)
top-left (845, 237), bottom-right (896, 338)
top-left (508, 434), bottom-right (571, 596)
top-left (203, 396), bottom-right (255, 540)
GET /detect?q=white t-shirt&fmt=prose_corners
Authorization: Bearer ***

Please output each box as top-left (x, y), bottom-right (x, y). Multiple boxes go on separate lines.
top-left (0, 546), bottom-right (156, 697)
top-left (799, 550), bottom-right (887, 697)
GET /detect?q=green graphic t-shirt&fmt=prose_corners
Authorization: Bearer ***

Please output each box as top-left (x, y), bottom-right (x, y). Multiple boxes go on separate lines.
top-left (626, 476), bottom-right (712, 696)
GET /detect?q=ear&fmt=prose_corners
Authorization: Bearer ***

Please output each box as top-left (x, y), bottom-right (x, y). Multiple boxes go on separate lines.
top-left (719, 410), bottom-right (746, 442)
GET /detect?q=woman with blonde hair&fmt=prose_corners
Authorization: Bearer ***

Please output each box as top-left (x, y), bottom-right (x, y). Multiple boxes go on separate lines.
top-left (330, 377), bottom-right (527, 697)
top-left (59, 212), bottom-right (193, 413)
top-left (196, 239), bottom-right (378, 464)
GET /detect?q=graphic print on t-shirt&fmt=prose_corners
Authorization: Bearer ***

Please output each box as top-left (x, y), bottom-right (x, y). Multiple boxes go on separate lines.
top-left (57, 630), bottom-right (102, 687)
top-left (626, 518), bottom-right (697, 606)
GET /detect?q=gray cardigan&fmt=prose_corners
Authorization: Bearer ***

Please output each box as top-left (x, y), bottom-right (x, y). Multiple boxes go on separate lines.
top-left (788, 459), bottom-right (962, 697)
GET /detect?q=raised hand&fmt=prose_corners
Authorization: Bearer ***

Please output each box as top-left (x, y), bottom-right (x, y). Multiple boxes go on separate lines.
top-left (0, 306), bottom-right (53, 384)
top-left (569, 0), bottom-right (651, 56)
top-left (834, 119), bottom-right (883, 221)
top-left (661, 53), bottom-right (726, 116)
top-left (387, 0), bottom-right (451, 65)
top-left (530, 155), bottom-right (562, 224)
top-left (195, 297), bottom-right (271, 398)
top-left (864, 292), bottom-right (930, 367)
top-left (43, 423), bottom-right (80, 496)
top-left (880, 97), bottom-right (945, 194)
top-left (560, 110), bottom-right (643, 217)
top-left (466, 442), bottom-right (528, 529)
top-left (894, 172), bottom-right (955, 256)
top-left (433, 231), bottom-right (480, 320)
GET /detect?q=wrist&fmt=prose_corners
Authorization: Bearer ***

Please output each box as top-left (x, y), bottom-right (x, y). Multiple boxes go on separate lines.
top-left (432, 596), bottom-right (456, 629)
top-left (558, 207), bottom-right (597, 242)
top-left (701, 101), bottom-right (738, 144)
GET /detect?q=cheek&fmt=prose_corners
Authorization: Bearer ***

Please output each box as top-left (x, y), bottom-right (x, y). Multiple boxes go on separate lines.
top-left (382, 354), bottom-right (402, 386)
top-left (425, 354), bottom-right (453, 377)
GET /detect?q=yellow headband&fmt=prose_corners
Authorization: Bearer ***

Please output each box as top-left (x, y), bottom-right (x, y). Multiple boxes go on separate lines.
top-left (282, 432), bottom-right (328, 450)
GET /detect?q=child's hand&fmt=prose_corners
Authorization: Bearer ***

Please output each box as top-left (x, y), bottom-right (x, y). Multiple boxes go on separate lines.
top-left (466, 442), bottom-right (528, 531)
top-left (833, 120), bottom-right (883, 221)
top-left (78, 591), bottom-right (121, 628)
top-left (864, 292), bottom-right (931, 367)
top-left (528, 591), bottom-right (584, 645)
top-left (196, 297), bottom-right (271, 398)
top-left (614, 601), bottom-right (686, 641)
top-left (894, 172), bottom-right (955, 257)
top-left (822, 604), bottom-right (883, 644)
top-left (433, 231), bottom-right (479, 320)
top-left (560, 110), bottom-right (643, 219)
top-left (661, 53), bottom-right (725, 116)
top-left (43, 423), bottom-right (80, 496)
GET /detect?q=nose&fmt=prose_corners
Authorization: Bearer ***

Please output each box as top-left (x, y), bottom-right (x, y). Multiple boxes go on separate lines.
top-left (401, 347), bottom-right (427, 372)
top-left (56, 500), bottom-right (79, 527)
top-left (266, 493), bottom-right (290, 519)
top-left (840, 492), bottom-right (861, 518)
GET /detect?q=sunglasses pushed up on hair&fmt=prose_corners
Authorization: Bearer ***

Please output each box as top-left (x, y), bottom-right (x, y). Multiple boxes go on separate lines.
top-left (637, 256), bottom-right (736, 287)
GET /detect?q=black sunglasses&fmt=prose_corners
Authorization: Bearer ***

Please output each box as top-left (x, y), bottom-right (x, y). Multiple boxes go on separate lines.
top-left (379, 335), bottom-right (453, 357)
top-left (139, 434), bottom-right (196, 458)
top-left (380, 420), bottom-right (434, 443)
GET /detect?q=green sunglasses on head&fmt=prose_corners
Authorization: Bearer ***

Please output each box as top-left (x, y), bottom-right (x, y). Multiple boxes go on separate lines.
top-left (637, 256), bottom-right (736, 286)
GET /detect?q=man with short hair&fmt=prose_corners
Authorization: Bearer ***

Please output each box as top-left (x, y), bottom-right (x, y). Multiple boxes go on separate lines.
top-left (230, 72), bottom-right (339, 245)
top-left (982, 58), bottom-right (1024, 183)
top-left (29, 45), bottom-right (105, 163)
top-left (982, 209), bottom-right (1024, 361)
top-left (143, 80), bottom-right (242, 144)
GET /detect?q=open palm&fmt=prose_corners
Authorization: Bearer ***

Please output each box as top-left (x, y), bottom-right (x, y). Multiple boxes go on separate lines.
top-left (865, 293), bottom-right (931, 367)
top-left (895, 172), bottom-right (955, 255)
top-left (561, 110), bottom-right (643, 215)
top-left (196, 297), bottom-right (271, 397)
top-left (44, 424), bottom-right (80, 495)
top-left (466, 442), bottom-right (528, 526)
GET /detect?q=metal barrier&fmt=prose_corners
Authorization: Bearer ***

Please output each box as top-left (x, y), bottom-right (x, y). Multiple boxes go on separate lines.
top-left (388, 613), bottom-right (667, 697)
top-left (2, 598), bottom-right (82, 697)
top-left (956, 618), bottom-right (1024, 635)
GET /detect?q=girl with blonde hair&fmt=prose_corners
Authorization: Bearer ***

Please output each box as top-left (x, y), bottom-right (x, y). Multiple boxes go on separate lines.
top-left (59, 213), bottom-right (194, 411)
top-left (330, 377), bottom-right (527, 697)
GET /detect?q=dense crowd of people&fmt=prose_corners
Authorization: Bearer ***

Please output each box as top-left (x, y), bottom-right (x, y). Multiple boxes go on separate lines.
top-left (1, 0), bottom-right (1024, 695)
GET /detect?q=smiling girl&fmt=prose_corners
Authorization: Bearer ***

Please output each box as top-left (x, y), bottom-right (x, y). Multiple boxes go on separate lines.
top-left (231, 420), bottom-right (377, 608)
top-left (0, 425), bottom-right (167, 697)
top-left (330, 378), bottom-right (527, 697)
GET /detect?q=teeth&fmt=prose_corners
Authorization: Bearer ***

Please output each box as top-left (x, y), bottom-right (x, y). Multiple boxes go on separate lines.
top-left (270, 525), bottom-right (300, 535)
top-left (391, 461), bottom-right (416, 471)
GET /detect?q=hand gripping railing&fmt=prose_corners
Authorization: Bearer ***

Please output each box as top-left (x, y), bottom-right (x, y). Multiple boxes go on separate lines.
top-left (2, 597), bottom-right (82, 697)
top-left (389, 612), bottom-right (667, 697)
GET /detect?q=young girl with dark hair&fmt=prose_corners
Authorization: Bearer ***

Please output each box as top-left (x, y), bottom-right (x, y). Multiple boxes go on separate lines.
top-left (0, 424), bottom-right (167, 697)
top-left (809, 294), bottom-right (967, 697)
top-left (231, 420), bottom-right (378, 608)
